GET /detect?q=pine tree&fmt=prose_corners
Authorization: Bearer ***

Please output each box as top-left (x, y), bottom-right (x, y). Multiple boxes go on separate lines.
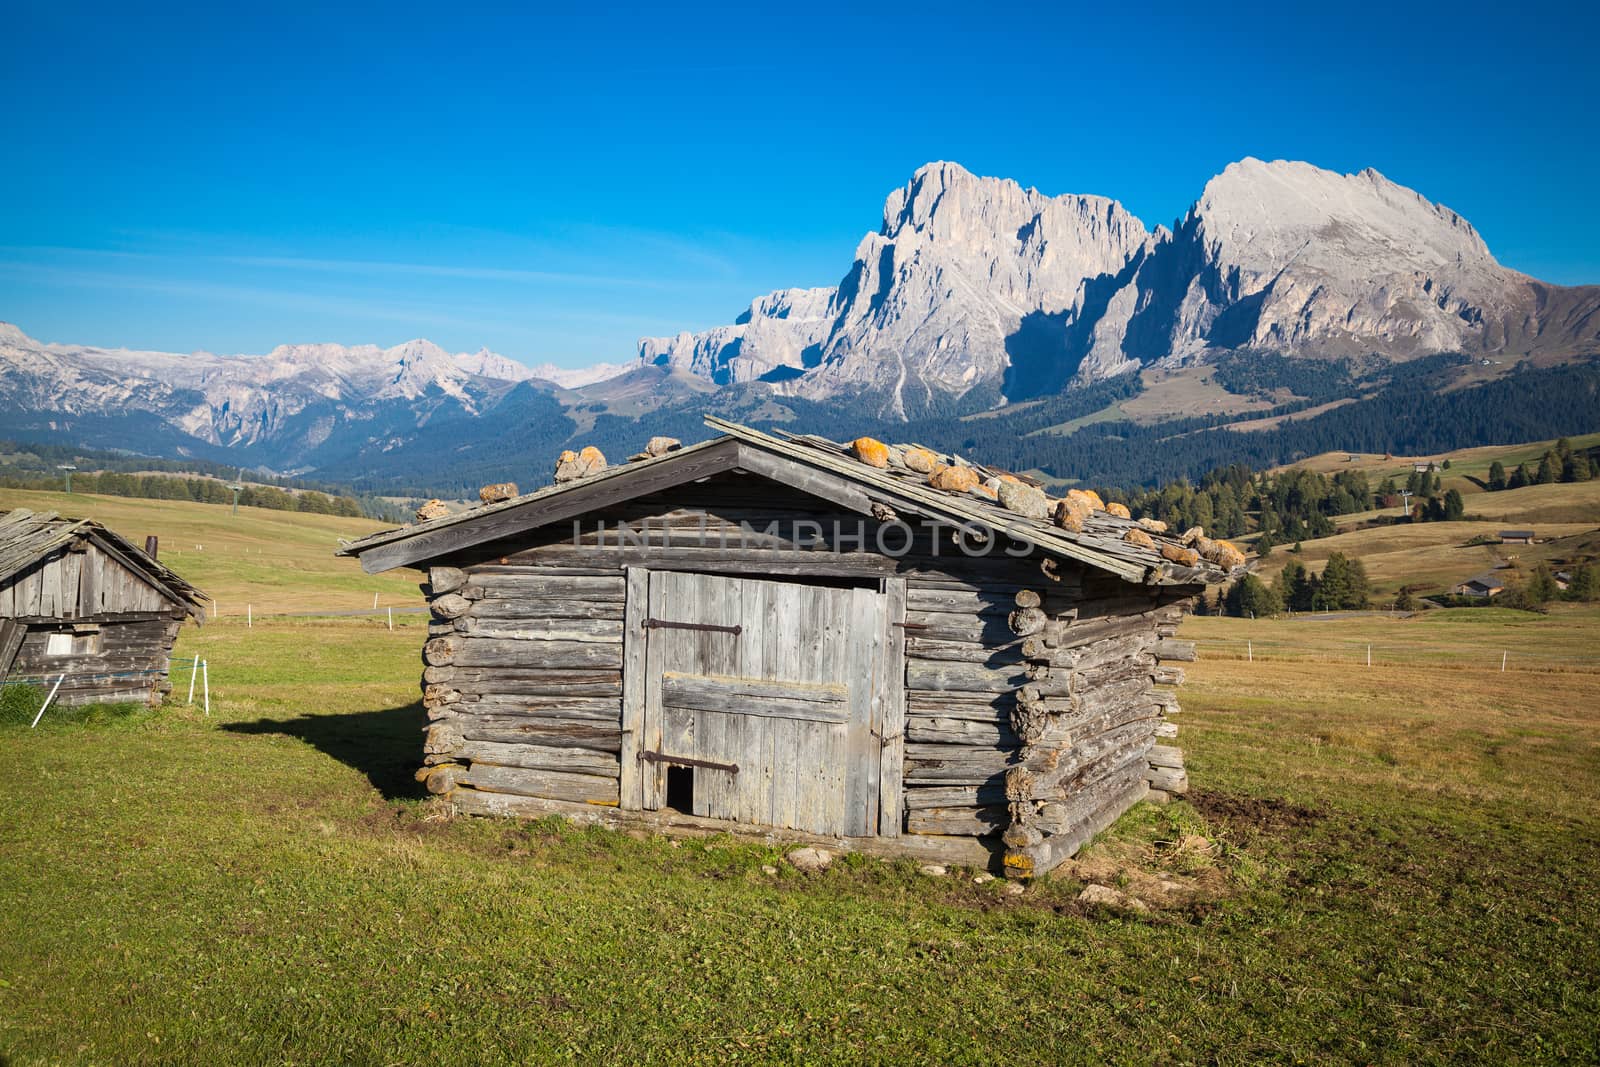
top-left (1536, 451), bottom-right (1559, 484)
top-left (1567, 564), bottom-right (1598, 602)
top-left (1487, 460), bottom-right (1507, 491)
top-left (1562, 452), bottom-right (1592, 482)
top-left (1442, 488), bottom-right (1465, 521)
top-left (1526, 564), bottom-right (1559, 604)
top-left (1226, 574), bottom-right (1281, 618)
top-left (1510, 463), bottom-right (1532, 490)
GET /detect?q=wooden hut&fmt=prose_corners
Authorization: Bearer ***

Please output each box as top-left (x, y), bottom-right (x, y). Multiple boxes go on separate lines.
top-left (338, 418), bottom-right (1244, 877)
top-left (0, 510), bottom-right (208, 706)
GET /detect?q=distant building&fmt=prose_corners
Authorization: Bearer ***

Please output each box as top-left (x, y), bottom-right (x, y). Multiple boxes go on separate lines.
top-left (1498, 530), bottom-right (1536, 545)
top-left (1453, 573), bottom-right (1506, 598)
top-left (1412, 462), bottom-right (1435, 473)
top-left (1, 509), bottom-right (208, 705)
top-left (1555, 571), bottom-right (1573, 591)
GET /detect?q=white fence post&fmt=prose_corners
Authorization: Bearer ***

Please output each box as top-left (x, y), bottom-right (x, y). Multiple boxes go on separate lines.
top-left (30, 674), bottom-right (66, 728)
top-left (187, 654), bottom-right (199, 704)
top-left (202, 660), bottom-right (210, 717)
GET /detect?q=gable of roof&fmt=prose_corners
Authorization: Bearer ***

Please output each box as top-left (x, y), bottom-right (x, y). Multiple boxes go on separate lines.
top-left (0, 509), bottom-right (209, 617)
top-left (339, 417), bottom-right (1247, 587)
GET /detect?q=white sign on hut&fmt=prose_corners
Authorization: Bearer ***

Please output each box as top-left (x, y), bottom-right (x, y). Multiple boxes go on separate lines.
top-left (338, 418), bottom-right (1245, 877)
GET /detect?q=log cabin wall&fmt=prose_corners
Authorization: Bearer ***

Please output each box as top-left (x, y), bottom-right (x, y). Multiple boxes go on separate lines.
top-left (0, 539), bottom-right (191, 707)
top-left (409, 473), bottom-right (1199, 872)
top-left (9, 617), bottom-right (184, 706)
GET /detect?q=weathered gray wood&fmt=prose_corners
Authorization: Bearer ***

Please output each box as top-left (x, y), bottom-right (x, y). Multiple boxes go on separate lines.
top-left (457, 696), bottom-right (621, 719)
top-left (1003, 777), bottom-right (1150, 879)
top-left (904, 636), bottom-right (1025, 664)
top-left (906, 805), bottom-right (1007, 836)
top-left (457, 739), bottom-right (620, 778)
top-left (468, 599), bottom-right (625, 621)
top-left (1152, 664), bottom-right (1186, 686)
top-left (1153, 638), bottom-right (1197, 662)
top-left (457, 715), bottom-right (622, 751)
top-left (661, 671), bottom-right (848, 723)
top-left (1031, 757), bottom-right (1151, 835)
top-left (458, 765), bottom-right (620, 805)
top-left (878, 576), bottom-right (907, 837)
top-left (457, 618), bottom-right (623, 641)
top-left (465, 573), bottom-right (626, 601)
top-left (1148, 745), bottom-right (1185, 769)
top-left (449, 668), bottom-right (621, 697)
top-left (904, 743), bottom-right (1017, 785)
top-left (619, 566), bottom-right (649, 811)
top-left (906, 716), bottom-right (1019, 746)
top-left (902, 783), bottom-right (1007, 809)
top-left (0, 620), bottom-right (24, 679)
top-left (905, 660), bottom-right (1031, 694)
top-left (450, 638), bottom-right (623, 669)
top-left (429, 566), bottom-right (468, 594)
top-left (1008, 723), bottom-right (1156, 800)
top-left (430, 592), bottom-right (472, 619)
top-left (1145, 765), bottom-right (1189, 793)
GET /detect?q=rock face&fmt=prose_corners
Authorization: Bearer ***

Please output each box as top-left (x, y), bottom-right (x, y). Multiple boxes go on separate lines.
top-left (638, 159), bottom-right (1600, 417)
top-left (639, 162), bottom-right (1151, 414)
top-left (638, 286), bottom-right (836, 385)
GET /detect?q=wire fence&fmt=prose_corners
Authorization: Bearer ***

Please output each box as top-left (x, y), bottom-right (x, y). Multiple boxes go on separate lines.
top-left (1188, 633), bottom-right (1599, 673)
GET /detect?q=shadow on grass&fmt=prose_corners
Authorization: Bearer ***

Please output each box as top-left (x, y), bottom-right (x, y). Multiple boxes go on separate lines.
top-left (224, 701), bottom-right (429, 800)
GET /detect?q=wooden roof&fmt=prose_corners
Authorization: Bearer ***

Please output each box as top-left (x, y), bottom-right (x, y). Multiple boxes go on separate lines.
top-left (0, 509), bottom-right (209, 617)
top-left (338, 417), bottom-right (1246, 586)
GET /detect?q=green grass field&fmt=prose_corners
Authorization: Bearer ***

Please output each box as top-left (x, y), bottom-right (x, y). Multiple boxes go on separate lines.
top-left (0, 601), bottom-right (1596, 1062)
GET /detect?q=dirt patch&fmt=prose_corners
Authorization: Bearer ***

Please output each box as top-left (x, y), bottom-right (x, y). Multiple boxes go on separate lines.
top-left (1188, 788), bottom-right (1324, 834)
top-left (1059, 836), bottom-right (1233, 915)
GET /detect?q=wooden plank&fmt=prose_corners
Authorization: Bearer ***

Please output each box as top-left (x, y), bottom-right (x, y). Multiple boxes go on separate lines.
top-left (457, 716), bottom-right (622, 751)
top-left (456, 740), bottom-right (621, 778)
top-left (878, 576), bottom-right (906, 838)
top-left (905, 660), bottom-right (1032, 694)
top-left (0, 620), bottom-right (26, 680)
top-left (661, 672), bottom-right (848, 723)
top-left (619, 566), bottom-right (649, 812)
top-left (465, 573), bottom-right (626, 600)
top-left (844, 584), bottom-right (880, 838)
top-left (906, 805), bottom-right (1007, 836)
top-left (450, 638), bottom-right (622, 669)
top-left (457, 618), bottom-right (623, 641)
top-left (458, 765), bottom-right (620, 805)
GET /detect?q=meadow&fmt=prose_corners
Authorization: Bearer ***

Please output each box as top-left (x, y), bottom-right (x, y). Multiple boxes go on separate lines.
top-left (0, 600), bottom-right (1596, 1063)
top-left (2, 480), bottom-right (1599, 1063)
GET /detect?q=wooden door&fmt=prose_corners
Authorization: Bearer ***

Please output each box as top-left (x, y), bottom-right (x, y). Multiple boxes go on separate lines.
top-left (625, 570), bottom-right (890, 837)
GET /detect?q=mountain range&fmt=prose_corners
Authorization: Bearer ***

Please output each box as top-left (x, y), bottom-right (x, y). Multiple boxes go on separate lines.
top-left (3, 157), bottom-right (1597, 492)
top-left (641, 158), bottom-right (1599, 415)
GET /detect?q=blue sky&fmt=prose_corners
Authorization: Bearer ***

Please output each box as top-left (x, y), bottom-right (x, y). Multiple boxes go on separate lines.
top-left (2, 1), bottom-right (1596, 368)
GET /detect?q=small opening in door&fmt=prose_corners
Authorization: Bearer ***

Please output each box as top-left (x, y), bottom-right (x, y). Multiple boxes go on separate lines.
top-left (665, 765), bottom-right (695, 813)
